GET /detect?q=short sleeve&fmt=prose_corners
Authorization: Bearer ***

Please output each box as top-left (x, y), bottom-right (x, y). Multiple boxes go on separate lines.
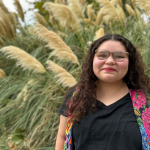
top-left (58, 89), bottom-right (75, 117)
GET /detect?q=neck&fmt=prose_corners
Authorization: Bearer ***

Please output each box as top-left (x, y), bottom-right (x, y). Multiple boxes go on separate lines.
top-left (96, 80), bottom-right (129, 100)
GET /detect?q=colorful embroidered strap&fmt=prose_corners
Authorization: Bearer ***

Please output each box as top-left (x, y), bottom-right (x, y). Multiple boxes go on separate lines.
top-left (129, 89), bottom-right (150, 150)
top-left (63, 89), bottom-right (150, 150)
top-left (63, 89), bottom-right (79, 150)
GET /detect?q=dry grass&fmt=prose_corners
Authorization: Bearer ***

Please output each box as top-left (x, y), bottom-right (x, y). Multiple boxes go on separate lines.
top-left (14, 0), bottom-right (24, 22)
top-left (87, 4), bottom-right (95, 21)
top-left (131, 0), bottom-right (136, 8)
top-left (68, 0), bottom-right (84, 19)
top-left (47, 60), bottom-right (77, 87)
top-left (0, 0), bottom-right (9, 13)
top-left (0, 8), bottom-right (15, 39)
top-left (135, 8), bottom-right (141, 20)
top-left (78, 0), bottom-right (86, 7)
top-left (135, 0), bottom-right (150, 15)
top-left (93, 28), bottom-right (104, 41)
top-left (35, 23), bottom-right (79, 65)
top-left (96, 10), bottom-right (103, 25)
top-left (0, 46), bottom-right (46, 73)
top-left (117, 0), bottom-right (122, 7)
top-left (125, 4), bottom-right (135, 16)
top-left (0, 69), bottom-right (6, 78)
top-left (43, 2), bottom-right (80, 31)
top-left (0, 21), bottom-right (6, 37)
top-left (96, 0), bottom-right (122, 23)
top-left (84, 18), bottom-right (96, 26)
top-left (116, 4), bottom-right (126, 22)
top-left (35, 12), bottom-right (48, 27)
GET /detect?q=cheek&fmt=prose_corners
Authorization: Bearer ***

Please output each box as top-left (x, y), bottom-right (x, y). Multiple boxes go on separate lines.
top-left (118, 60), bottom-right (129, 73)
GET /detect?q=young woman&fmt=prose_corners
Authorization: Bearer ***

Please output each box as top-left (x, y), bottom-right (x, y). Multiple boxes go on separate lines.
top-left (55, 34), bottom-right (150, 150)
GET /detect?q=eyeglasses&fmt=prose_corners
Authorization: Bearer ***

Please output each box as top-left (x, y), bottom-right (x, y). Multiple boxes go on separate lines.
top-left (95, 49), bottom-right (129, 62)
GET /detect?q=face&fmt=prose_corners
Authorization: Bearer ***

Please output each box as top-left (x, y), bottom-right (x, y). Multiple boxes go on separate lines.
top-left (93, 40), bottom-right (129, 83)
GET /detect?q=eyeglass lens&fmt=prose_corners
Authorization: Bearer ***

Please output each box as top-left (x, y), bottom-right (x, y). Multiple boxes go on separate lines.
top-left (96, 51), bottom-right (127, 62)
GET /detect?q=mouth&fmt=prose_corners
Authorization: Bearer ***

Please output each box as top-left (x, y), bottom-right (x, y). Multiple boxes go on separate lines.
top-left (103, 68), bottom-right (116, 72)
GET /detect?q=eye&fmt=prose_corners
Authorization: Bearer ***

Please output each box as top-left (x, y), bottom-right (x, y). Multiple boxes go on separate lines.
top-left (96, 51), bottom-right (108, 59)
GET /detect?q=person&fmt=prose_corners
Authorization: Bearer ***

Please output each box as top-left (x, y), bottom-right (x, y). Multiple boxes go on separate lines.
top-left (55, 34), bottom-right (150, 150)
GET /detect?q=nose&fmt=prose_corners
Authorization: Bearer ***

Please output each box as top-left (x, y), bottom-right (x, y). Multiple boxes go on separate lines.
top-left (105, 55), bottom-right (115, 64)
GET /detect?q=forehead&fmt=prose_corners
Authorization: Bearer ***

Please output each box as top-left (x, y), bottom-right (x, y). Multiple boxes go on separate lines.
top-left (97, 40), bottom-right (127, 52)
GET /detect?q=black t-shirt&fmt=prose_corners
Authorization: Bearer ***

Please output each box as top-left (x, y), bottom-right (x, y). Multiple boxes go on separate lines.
top-left (58, 90), bottom-right (142, 150)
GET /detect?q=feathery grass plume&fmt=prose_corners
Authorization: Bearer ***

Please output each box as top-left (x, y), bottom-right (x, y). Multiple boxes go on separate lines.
top-left (62, 0), bottom-right (66, 5)
top-left (96, 0), bottom-right (122, 23)
top-left (110, 0), bottom-right (118, 6)
top-left (135, 8), bottom-right (141, 20)
top-left (0, 21), bottom-right (6, 37)
top-left (84, 18), bottom-right (96, 26)
top-left (96, 10), bottom-right (103, 26)
top-left (0, 0), bottom-right (9, 13)
top-left (125, 4), bottom-right (135, 16)
top-left (0, 69), bottom-right (6, 78)
top-left (0, 37), bottom-right (4, 46)
top-left (14, 0), bottom-right (24, 22)
top-left (55, 0), bottom-right (61, 3)
top-left (28, 27), bottom-right (36, 35)
top-left (116, 4), bottom-right (126, 22)
top-left (0, 8), bottom-right (15, 39)
top-left (35, 12), bottom-right (48, 27)
top-left (93, 28), bottom-right (104, 41)
top-left (35, 23), bottom-right (79, 65)
top-left (131, 0), bottom-right (136, 8)
top-left (50, 51), bottom-right (79, 64)
top-left (0, 46), bottom-right (46, 73)
top-left (87, 4), bottom-right (95, 21)
top-left (56, 30), bottom-right (68, 37)
top-left (43, 2), bottom-right (80, 31)
top-left (134, 0), bottom-right (150, 15)
top-left (117, 0), bottom-right (123, 7)
top-left (8, 12), bottom-right (16, 26)
top-left (68, 0), bottom-right (84, 19)
top-left (47, 60), bottom-right (77, 87)
top-left (78, 0), bottom-right (86, 7)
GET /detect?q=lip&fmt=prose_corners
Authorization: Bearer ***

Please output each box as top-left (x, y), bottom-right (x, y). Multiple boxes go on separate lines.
top-left (103, 67), bottom-right (116, 72)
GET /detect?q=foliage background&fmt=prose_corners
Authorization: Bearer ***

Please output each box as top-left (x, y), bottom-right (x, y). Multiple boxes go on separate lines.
top-left (0, 0), bottom-right (150, 149)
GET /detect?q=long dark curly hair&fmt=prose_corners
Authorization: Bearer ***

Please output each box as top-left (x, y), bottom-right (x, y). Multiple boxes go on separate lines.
top-left (67, 34), bottom-right (150, 123)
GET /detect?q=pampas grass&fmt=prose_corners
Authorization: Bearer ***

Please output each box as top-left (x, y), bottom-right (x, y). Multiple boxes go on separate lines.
top-left (68, 0), bottom-right (84, 19)
top-left (84, 18), bottom-right (96, 26)
top-left (131, 0), bottom-right (136, 8)
top-left (78, 0), bottom-right (86, 7)
top-left (0, 8), bottom-right (15, 39)
top-left (87, 4), bottom-right (95, 21)
top-left (35, 12), bottom-right (48, 27)
top-left (116, 4), bottom-right (126, 22)
top-left (47, 60), bottom-right (77, 87)
top-left (93, 28), bottom-right (104, 41)
top-left (0, 69), bottom-right (6, 78)
top-left (14, 0), bottom-right (24, 22)
top-left (0, 21), bottom-right (6, 37)
top-left (96, 0), bottom-right (122, 23)
top-left (0, 46), bottom-right (46, 73)
top-left (125, 4), bottom-right (135, 16)
top-left (35, 23), bottom-right (79, 65)
top-left (135, 0), bottom-right (150, 15)
top-left (117, 0), bottom-right (122, 7)
top-left (0, 0), bottom-right (9, 13)
top-left (43, 2), bottom-right (80, 31)
top-left (135, 8), bottom-right (141, 20)
top-left (96, 10), bottom-right (103, 26)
